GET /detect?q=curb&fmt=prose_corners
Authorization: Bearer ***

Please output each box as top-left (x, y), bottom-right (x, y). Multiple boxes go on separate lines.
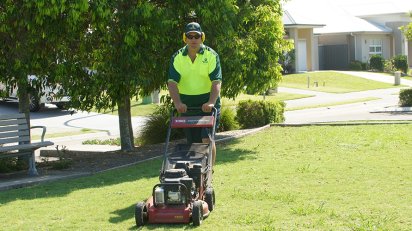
top-left (0, 125), bottom-right (272, 191)
top-left (0, 172), bottom-right (91, 191)
top-left (370, 107), bottom-right (412, 113)
top-left (273, 121), bottom-right (412, 127)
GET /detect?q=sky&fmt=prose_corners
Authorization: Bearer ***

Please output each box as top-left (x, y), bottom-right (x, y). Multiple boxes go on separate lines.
top-left (283, 0), bottom-right (412, 34)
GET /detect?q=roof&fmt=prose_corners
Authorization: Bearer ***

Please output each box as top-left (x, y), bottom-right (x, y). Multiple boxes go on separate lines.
top-left (283, 0), bottom-right (411, 34)
top-left (282, 10), bottom-right (325, 28)
top-left (338, 0), bottom-right (412, 17)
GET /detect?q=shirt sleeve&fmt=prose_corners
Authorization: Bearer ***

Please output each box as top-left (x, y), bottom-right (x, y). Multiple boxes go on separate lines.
top-left (209, 53), bottom-right (222, 82)
top-left (168, 53), bottom-right (181, 83)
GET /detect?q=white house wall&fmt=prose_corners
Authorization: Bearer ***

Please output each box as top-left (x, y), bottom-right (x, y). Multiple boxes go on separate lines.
top-left (359, 34), bottom-right (391, 62)
top-left (349, 35), bottom-right (356, 61)
top-left (312, 35), bottom-right (319, 70)
top-left (386, 21), bottom-right (409, 56)
top-left (409, 41), bottom-right (412, 66)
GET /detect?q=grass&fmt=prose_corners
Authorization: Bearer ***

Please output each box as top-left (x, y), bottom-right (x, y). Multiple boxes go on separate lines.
top-left (286, 97), bottom-right (380, 111)
top-left (86, 71), bottom-right (401, 117)
top-left (403, 76), bottom-right (412, 81)
top-left (95, 92), bottom-right (312, 116)
top-left (97, 100), bottom-right (159, 117)
top-left (222, 92), bottom-right (312, 107)
top-left (31, 128), bottom-right (99, 141)
top-left (1, 124), bottom-right (411, 230)
top-left (280, 71), bottom-right (400, 93)
top-left (82, 137), bottom-right (143, 146)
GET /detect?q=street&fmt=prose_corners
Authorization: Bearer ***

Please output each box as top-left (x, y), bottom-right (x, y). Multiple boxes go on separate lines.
top-left (0, 100), bottom-right (148, 152)
top-left (1, 71), bottom-right (411, 151)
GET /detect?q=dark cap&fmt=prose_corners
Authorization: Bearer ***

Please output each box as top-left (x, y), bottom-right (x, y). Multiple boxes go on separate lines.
top-left (185, 22), bottom-right (202, 34)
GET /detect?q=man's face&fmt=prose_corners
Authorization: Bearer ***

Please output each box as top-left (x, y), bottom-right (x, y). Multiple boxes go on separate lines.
top-left (185, 32), bottom-right (202, 49)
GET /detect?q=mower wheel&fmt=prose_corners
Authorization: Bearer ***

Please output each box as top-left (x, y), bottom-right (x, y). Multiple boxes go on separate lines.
top-left (135, 202), bottom-right (148, 227)
top-left (205, 187), bottom-right (215, 212)
top-left (192, 201), bottom-right (203, 226)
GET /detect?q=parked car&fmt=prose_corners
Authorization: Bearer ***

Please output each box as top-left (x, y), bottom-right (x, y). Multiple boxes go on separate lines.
top-left (0, 75), bottom-right (70, 112)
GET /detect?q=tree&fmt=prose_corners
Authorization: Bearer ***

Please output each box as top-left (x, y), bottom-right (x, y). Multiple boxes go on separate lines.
top-left (0, 0), bottom-right (88, 168)
top-left (400, 12), bottom-right (412, 40)
top-left (58, 1), bottom-right (178, 151)
top-left (60, 0), bottom-right (290, 151)
top-left (1, 0), bottom-right (289, 152)
top-left (0, 1), bottom-right (88, 120)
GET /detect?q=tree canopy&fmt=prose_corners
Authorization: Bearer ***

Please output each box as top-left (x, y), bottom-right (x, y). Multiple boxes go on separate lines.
top-left (401, 12), bottom-right (412, 40)
top-left (0, 0), bottom-right (89, 118)
top-left (1, 0), bottom-right (291, 150)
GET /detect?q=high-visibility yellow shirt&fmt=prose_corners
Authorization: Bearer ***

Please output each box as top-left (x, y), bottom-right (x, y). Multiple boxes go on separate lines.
top-left (168, 44), bottom-right (222, 108)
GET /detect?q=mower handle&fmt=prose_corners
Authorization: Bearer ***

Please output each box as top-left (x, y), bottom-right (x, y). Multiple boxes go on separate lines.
top-left (172, 107), bottom-right (217, 116)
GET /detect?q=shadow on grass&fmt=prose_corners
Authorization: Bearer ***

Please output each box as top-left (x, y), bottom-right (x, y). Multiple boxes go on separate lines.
top-left (110, 203), bottom-right (199, 230)
top-left (0, 158), bottom-right (161, 205)
top-left (107, 139), bottom-right (256, 227)
top-left (0, 137), bottom-right (254, 230)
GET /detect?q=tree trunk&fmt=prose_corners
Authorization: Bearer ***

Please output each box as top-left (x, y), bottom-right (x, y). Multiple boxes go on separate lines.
top-left (17, 81), bottom-right (31, 127)
top-left (118, 94), bottom-right (134, 151)
top-left (17, 79), bottom-right (32, 168)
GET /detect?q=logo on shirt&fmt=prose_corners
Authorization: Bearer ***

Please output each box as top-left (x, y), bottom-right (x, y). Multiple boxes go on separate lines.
top-left (202, 58), bottom-right (208, 63)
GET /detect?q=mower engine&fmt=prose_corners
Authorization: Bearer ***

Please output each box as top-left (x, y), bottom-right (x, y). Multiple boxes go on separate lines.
top-left (154, 168), bottom-right (196, 206)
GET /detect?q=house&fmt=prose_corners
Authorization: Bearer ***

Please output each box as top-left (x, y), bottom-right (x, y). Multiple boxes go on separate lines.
top-left (282, 0), bottom-right (412, 72)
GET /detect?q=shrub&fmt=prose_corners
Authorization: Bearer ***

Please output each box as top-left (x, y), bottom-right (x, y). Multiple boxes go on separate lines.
top-left (399, 88), bottom-right (412, 107)
top-left (361, 62), bottom-right (368, 70)
top-left (369, 55), bottom-right (384, 72)
top-left (217, 107), bottom-right (239, 132)
top-left (138, 100), bottom-right (184, 145)
top-left (392, 55), bottom-right (408, 74)
top-left (280, 49), bottom-right (295, 74)
top-left (236, 100), bottom-right (285, 129)
top-left (0, 157), bottom-right (28, 173)
top-left (384, 59), bottom-right (395, 73)
top-left (349, 60), bottom-right (363, 71)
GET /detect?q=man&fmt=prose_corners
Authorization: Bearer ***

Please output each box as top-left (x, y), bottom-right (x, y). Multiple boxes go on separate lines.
top-left (168, 22), bottom-right (222, 166)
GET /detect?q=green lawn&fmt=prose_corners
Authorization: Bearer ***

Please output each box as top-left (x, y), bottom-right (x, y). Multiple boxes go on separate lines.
top-left (97, 99), bottom-right (159, 117)
top-left (1, 124), bottom-right (411, 230)
top-left (87, 71), bottom-right (402, 117)
top-left (32, 128), bottom-right (100, 141)
top-left (403, 76), bottom-right (412, 81)
top-left (94, 92), bottom-right (312, 116)
top-left (222, 92), bottom-right (312, 107)
top-left (286, 97), bottom-right (381, 111)
top-left (280, 71), bottom-right (400, 93)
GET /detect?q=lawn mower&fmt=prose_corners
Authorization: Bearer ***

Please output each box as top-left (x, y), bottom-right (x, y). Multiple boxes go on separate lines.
top-left (135, 107), bottom-right (216, 227)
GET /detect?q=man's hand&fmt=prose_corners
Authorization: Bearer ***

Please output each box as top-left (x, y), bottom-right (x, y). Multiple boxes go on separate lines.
top-left (175, 102), bottom-right (187, 113)
top-left (168, 82), bottom-right (187, 113)
top-left (202, 102), bottom-right (214, 113)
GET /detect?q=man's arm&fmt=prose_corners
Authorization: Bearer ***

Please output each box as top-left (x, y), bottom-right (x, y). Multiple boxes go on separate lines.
top-left (202, 80), bottom-right (221, 112)
top-left (168, 81), bottom-right (187, 113)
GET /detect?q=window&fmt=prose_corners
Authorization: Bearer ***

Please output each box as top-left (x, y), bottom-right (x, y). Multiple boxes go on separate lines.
top-left (369, 39), bottom-right (383, 57)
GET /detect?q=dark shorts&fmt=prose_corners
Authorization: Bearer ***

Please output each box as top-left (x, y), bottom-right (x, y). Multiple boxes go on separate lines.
top-left (184, 108), bottom-right (220, 144)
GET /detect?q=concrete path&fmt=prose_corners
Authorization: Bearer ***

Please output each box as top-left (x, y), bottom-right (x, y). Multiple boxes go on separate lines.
top-left (31, 71), bottom-right (412, 150)
top-left (31, 110), bottom-right (148, 152)
top-left (1, 71), bottom-right (412, 190)
top-left (282, 71), bottom-right (412, 124)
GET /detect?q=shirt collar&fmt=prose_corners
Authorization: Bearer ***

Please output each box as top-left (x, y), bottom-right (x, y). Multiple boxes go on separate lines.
top-left (182, 44), bottom-right (205, 56)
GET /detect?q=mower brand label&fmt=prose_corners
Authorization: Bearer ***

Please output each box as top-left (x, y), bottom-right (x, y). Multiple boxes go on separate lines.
top-left (174, 215), bottom-right (184, 219)
top-left (171, 116), bottom-right (214, 128)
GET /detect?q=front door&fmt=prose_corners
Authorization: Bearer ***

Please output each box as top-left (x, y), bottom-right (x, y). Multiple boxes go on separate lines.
top-left (298, 40), bottom-right (307, 72)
